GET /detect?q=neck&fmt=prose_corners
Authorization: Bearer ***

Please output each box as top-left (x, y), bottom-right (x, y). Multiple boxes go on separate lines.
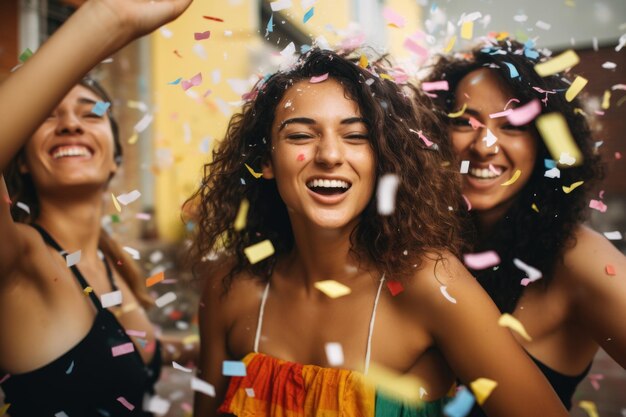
top-left (35, 191), bottom-right (104, 263)
top-left (473, 201), bottom-right (513, 241)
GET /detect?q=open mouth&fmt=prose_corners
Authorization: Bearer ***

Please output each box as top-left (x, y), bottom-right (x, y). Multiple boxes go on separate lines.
top-left (306, 178), bottom-right (351, 196)
top-left (468, 165), bottom-right (504, 180)
top-left (50, 145), bottom-right (93, 159)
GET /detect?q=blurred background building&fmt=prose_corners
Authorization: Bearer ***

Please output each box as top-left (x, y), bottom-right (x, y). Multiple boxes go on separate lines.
top-left (0, 0), bottom-right (624, 416)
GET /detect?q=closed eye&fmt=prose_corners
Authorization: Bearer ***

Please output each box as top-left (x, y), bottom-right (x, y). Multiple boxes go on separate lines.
top-left (450, 118), bottom-right (472, 129)
top-left (501, 123), bottom-right (528, 132)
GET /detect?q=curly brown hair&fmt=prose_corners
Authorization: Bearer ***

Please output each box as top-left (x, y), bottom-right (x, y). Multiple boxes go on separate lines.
top-left (186, 48), bottom-right (467, 291)
top-left (425, 38), bottom-right (605, 312)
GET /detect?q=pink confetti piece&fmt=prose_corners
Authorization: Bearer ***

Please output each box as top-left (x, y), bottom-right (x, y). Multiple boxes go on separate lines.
top-left (589, 199), bottom-right (607, 212)
top-left (383, 6), bottom-right (406, 27)
top-left (462, 194), bottom-right (472, 211)
top-left (507, 99), bottom-right (541, 126)
top-left (296, 154), bottom-right (305, 162)
top-left (117, 396), bottom-right (135, 411)
top-left (440, 286), bottom-right (457, 303)
top-left (599, 190), bottom-right (605, 199)
top-left (135, 212), bottom-right (152, 220)
top-left (0, 374), bottom-right (10, 384)
top-left (588, 374), bottom-right (604, 390)
top-left (111, 342), bottom-right (135, 357)
top-left (489, 109), bottom-right (513, 119)
top-left (126, 329), bottom-right (147, 338)
top-left (488, 164), bottom-right (501, 175)
top-left (182, 73), bottom-right (203, 91)
top-left (504, 98), bottom-right (520, 110)
top-left (606, 264), bottom-right (616, 276)
top-left (615, 152), bottom-right (622, 160)
top-left (469, 117), bottom-right (485, 129)
top-left (403, 38), bottom-right (428, 57)
top-left (309, 73), bottom-right (329, 83)
top-left (421, 80), bottom-right (449, 92)
top-left (464, 251), bottom-right (500, 270)
top-left (194, 31), bottom-right (211, 40)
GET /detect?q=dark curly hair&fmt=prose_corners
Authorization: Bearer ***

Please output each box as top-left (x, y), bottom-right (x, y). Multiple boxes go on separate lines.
top-left (186, 48), bottom-right (467, 292)
top-left (425, 38), bottom-right (605, 313)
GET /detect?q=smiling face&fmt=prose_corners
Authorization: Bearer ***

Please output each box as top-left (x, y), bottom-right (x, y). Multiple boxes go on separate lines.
top-left (450, 68), bottom-right (537, 220)
top-left (263, 78), bottom-right (376, 231)
top-left (20, 84), bottom-right (118, 195)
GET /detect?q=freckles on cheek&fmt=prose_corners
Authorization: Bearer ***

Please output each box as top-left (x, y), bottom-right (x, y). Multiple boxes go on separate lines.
top-left (296, 153), bottom-right (306, 162)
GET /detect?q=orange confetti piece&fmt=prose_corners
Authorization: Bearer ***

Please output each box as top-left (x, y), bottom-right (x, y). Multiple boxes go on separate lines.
top-left (359, 54), bottom-right (369, 68)
top-left (146, 271), bottom-right (165, 287)
top-left (386, 280), bottom-right (404, 296)
top-left (605, 264), bottom-right (616, 276)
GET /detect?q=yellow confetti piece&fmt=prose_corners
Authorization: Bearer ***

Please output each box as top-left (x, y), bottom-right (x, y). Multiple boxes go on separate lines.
top-left (565, 76), bottom-right (588, 102)
top-left (234, 198), bottom-right (250, 231)
top-left (601, 90), bottom-right (611, 110)
top-left (380, 73), bottom-right (393, 81)
top-left (359, 54), bottom-right (369, 68)
top-left (0, 403), bottom-right (10, 417)
top-left (578, 401), bottom-right (599, 417)
top-left (536, 113), bottom-right (583, 166)
top-left (498, 313), bottom-right (532, 341)
top-left (111, 193), bottom-right (121, 212)
top-left (534, 50), bottom-right (579, 77)
top-left (447, 103), bottom-right (467, 118)
top-left (470, 378), bottom-right (498, 405)
top-left (500, 169), bottom-right (521, 186)
top-left (460, 21), bottom-right (473, 40)
top-left (83, 286), bottom-right (93, 295)
top-left (183, 334), bottom-right (200, 345)
top-left (531, 203), bottom-right (539, 212)
top-left (574, 108), bottom-right (587, 116)
top-left (244, 163), bottom-right (263, 179)
top-left (243, 239), bottom-right (275, 264)
top-left (495, 32), bottom-right (510, 41)
top-left (444, 36), bottom-right (457, 53)
top-left (146, 271), bottom-right (165, 287)
top-left (562, 180), bottom-right (584, 194)
top-left (314, 280), bottom-right (351, 299)
top-left (128, 132), bottom-right (139, 145)
top-left (365, 363), bottom-right (424, 405)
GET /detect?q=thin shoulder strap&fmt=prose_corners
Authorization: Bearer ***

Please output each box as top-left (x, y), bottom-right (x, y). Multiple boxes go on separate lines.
top-left (364, 273), bottom-right (386, 375)
top-left (253, 281), bottom-right (271, 353)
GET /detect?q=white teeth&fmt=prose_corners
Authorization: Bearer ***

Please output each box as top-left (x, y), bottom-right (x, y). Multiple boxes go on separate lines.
top-left (469, 167), bottom-right (503, 179)
top-left (52, 146), bottom-right (92, 159)
top-left (306, 179), bottom-right (350, 189)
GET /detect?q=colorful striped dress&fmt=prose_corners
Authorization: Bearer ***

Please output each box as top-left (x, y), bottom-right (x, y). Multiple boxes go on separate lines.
top-left (218, 277), bottom-right (448, 417)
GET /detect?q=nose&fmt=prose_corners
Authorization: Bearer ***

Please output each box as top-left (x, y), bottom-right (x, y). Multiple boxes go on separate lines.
top-left (469, 127), bottom-right (498, 159)
top-left (315, 134), bottom-right (344, 168)
top-left (55, 112), bottom-right (84, 135)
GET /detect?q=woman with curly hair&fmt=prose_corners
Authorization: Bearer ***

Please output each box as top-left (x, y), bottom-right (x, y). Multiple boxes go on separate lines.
top-left (0, 0), bottom-right (192, 415)
top-left (190, 48), bottom-right (568, 417)
top-left (425, 38), bottom-right (626, 412)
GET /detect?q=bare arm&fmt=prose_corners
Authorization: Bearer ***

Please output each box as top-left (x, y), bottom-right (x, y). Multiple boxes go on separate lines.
top-left (567, 226), bottom-right (626, 368)
top-left (411, 254), bottom-right (568, 417)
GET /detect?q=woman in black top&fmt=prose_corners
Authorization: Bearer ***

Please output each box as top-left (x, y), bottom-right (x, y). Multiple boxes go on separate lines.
top-left (0, 0), bottom-right (192, 415)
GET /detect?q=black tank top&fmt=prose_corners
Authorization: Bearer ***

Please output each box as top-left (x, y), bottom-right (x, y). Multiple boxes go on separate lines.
top-left (0, 225), bottom-right (162, 416)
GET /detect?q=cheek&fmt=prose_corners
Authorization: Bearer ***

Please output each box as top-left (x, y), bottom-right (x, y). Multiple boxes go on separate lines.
top-left (296, 153), bottom-right (305, 162)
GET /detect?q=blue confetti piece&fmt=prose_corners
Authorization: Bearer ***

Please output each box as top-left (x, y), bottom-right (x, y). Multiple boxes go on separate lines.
top-left (300, 44), bottom-right (312, 53)
top-left (544, 158), bottom-right (556, 169)
top-left (502, 61), bottom-right (519, 78)
top-left (443, 386), bottom-right (475, 417)
top-left (66, 360), bottom-right (75, 374)
top-left (91, 101), bottom-right (110, 116)
top-left (168, 77), bottom-right (182, 85)
top-left (266, 14), bottom-right (274, 35)
top-left (223, 360), bottom-right (247, 376)
top-left (303, 7), bottom-right (314, 23)
top-left (240, 178), bottom-right (246, 185)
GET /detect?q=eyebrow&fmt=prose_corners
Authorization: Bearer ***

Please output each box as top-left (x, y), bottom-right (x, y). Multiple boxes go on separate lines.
top-left (77, 97), bottom-right (99, 106)
top-left (278, 116), bottom-right (367, 131)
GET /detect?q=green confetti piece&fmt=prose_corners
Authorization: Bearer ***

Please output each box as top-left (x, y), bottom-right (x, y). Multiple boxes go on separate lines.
top-left (19, 48), bottom-right (34, 62)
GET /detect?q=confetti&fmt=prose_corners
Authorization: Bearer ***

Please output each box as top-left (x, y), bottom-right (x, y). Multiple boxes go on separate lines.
top-left (565, 76), bottom-right (588, 102)
top-left (0, 404), bottom-right (10, 416)
top-left (559, 152), bottom-right (577, 166)
top-left (112, 342), bottom-right (135, 357)
top-left (460, 21), bottom-right (473, 40)
top-left (579, 401), bottom-right (599, 417)
top-left (66, 360), bottom-right (75, 374)
top-left (127, 132), bottom-right (138, 145)
top-left (383, 7), bottom-right (406, 28)
top-left (500, 169), bottom-right (521, 186)
top-left (469, 378), bottom-right (498, 406)
top-left (54, 412), bottom-right (68, 417)
top-left (444, 36), bottom-right (457, 53)
top-left (123, 246), bottom-right (140, 260)
top-left (365, 363), bottom-right (424, 404)
top-left (498, 313), bottom-right (532, 341)
top-left (172, 361), bottom-right (193, 373)
top-left (534, 50), bottom-right (580, 77)
top-left (440, 286), bottom-right (457, 304)
top-left (244, 240), bottom-right (275, 264)
top-left (443, 386), bottom-right (475, 417)
top-left (266, 13), bottom-right (274, 34)
top-left (448, 103), bottom-right (467, 118)
top-left (531, 203), bottom-right (539, 212)
top-left (359, 54), bottom-right (368, 68)
top-left (159, 27), bottom-right (173, 38)
top-left (464, 251), bottom-right (500, 270)
top-left (155, 291), bottom-right (177, 308)
top-left (605, 265), bottom-right (616, 276)
top-left (601, 90), bottom-right (611, 110)
top-left (421, 81), bottom-right (449, 92)
top-left (544, 167), bottom-right (560, 178)
top-left (536, 113), bottom-right (583, 166)
top-left (460, 160), bottom-right (470, 174)
top-left (117, 396), bottom-right (135, 411)
top-left (15, 201), bottom-right (29, 214)
top-left (146, 271), bottom-right (165, 287)
top-left (194, 31), bottom-right (211, 40)
top-left (377, 174), bottom-right (399, 215)
top-left (192, 377), bottom-right (216, 397)
top-left (116, 190), bottom-right (141, 206)
top-left (145, 395), bottom-right (171, 414)
top-left (589, 199), bottom-right (607, 213)
top-left (111, 192), bottom-right (122, 212)
top-left (223, 360), bottom-right (247, 376)
top-left (245, 388), bottom-right (255, 397)
top-left (468, 117), bottom-right (484, 129)
top-left (507, 99), bottom-right (541, 125)
top-left (562, 181), bottom-right (584, 194)
top-left (66, 250), bottom-right (81, 267)
top-left (134, 113), bottom-right (153, 133)
top-left (603, 231), bottom-right (622, 240)
top-left (303, 7), bottom-right (314, 23)
top-left (244, 163), bottom-right (263, 179)
top-left (502, 62), bottom-right (519, 78)
top-left (535, 20), bottom-right (551, 30)
top-left (203, 16), bottom-right (224, 22)
top-left (325, 342), bottom-right (344, 366)
top-left (310, 73), bottom-right (329, 83)
top-left (126, 329), bottom-right (146, 337)
top-left (489, 109), bottom-right (512, 119)
top-left (483, 129), bottom-right (497, 147)
top-left (270, 0), bottom-right (292, 11)
top-left (83, 286), bottom-right (93, 295)
top-left (91, 101), bottom-right (110, 116)
top-left (314, 280), bottom-right (351, 298)
top-left (101, 290), bottom-right (123, 309)
top-left (386, 280), bottom-right (404, 296)
top-left (234, 199), bottom-right (250, 231)
top-left (403, 38), bottom-right (428, 57)
top-left (514, 258), bottom-right (542, 286)
top-left (588, 374), bottom-right (604, 391)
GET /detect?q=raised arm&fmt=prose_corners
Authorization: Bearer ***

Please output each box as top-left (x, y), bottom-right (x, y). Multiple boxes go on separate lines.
top-left (410, 254), bottom-right (568, 417)
top-left (567, 225), bottom-right (626, 368)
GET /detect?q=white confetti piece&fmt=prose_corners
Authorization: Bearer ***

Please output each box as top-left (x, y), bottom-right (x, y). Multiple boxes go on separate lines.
top-left (192, 377), bottom-right (216, 397)
top-left (544, 167), bottom-right (560, 179)
top-left (514, 258), bottom-right (543, 286)
top-left (245, 388), bottom-right (255, 397)
top-left (16, 201), bottom-right (30, 214)
top-left (460, 160), bottom-right (470, 174)
top-left (325, 342), bottom-right (344, 366)
top-left (100, 289), bottom-right (123, 308)
top-left (192, 43), bottom-right (208, 60)
top-left (134, 114), bottom-right (153, 133)
top-left (66, 250), bottom-right (81, 267)
top-left (377, 174), bottom-right (399, 215)
top-left (55, 412), bottom-right (69, 417)
top-left (116, 190), bottom-right (141, 206)
top-left (172, 361), bottom-right (193, 373)
top-left (144, 395), bottom-right (171, 415)
top-left (463, 251), bottom-right (500, 270)
top-left (482, 129), bottom-right (498, 147)
top-left (123, 246), bottom-right (140, 260)
top-left (559, 152), bottom-right (576, 166)
top-left (535, 20), bottom-right (551, 30)
top-left (604, 231), bottom-right (623, 240)
top-left (602, 62), bottom-right (617, 70)
top-left (159, 27), bottom-right (173, 38)
top-left (440, 286), bottom-right (457, 304)
top-left (270, 0), bottom-right (292, 11)
top-left (155, 291), bottom-right (177, 308)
